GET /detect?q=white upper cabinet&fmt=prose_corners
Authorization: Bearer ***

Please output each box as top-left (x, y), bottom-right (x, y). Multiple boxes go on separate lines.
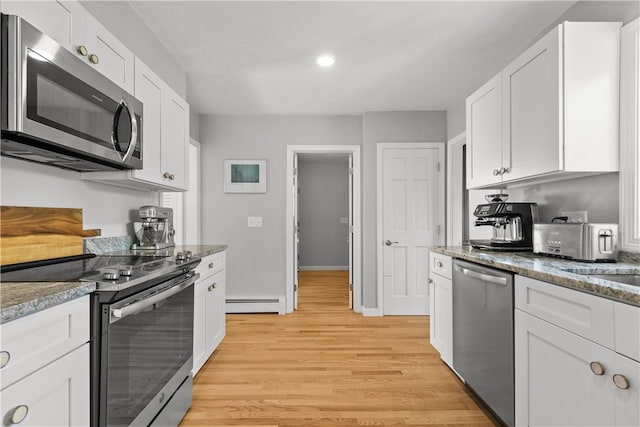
top-left (466, 73), bottom-right (503, 188)
top-left (467, 21), bottom-right (621, 189)
top-left (82, 13), bottom-right (135, 93)
top-left (1, 1), bottom-right (134, 93)
top-left (162, 87), bottom-right (189, 191)
top-left (82, 58), bottom-right (190, 191)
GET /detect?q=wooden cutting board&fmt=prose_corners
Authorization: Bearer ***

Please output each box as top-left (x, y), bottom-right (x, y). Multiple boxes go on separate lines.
top-left (0, 206), bottom-right (101, 266)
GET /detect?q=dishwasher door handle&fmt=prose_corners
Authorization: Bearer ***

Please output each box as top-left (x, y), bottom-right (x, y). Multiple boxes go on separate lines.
top-left (454, 264), bottom-right (507, 286)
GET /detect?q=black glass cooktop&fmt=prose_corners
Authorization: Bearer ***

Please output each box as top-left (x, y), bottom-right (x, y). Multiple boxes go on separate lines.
top-left (0, 253), bottom-right (171, 283)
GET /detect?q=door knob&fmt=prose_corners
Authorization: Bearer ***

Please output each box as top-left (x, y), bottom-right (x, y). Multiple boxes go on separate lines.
top-left (385, 240), bottom-right (398, 246)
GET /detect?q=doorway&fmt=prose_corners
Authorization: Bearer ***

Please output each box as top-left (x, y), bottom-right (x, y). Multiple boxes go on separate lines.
top-left (286, 145), bottom-right (362, 314)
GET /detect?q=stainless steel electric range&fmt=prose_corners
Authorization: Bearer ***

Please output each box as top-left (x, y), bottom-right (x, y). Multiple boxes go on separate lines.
top-left (2, 251), bottom-right (201, 427)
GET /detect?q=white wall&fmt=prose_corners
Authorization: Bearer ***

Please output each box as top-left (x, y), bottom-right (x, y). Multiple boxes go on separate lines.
top-left (298, 156), bottom-right (350, 269)
top-left (362, 111), bottom-right (447, 309)
top-left (0, 157), bottom-right (156, 236)
top-left (199, 115), bottom-right (362, 299)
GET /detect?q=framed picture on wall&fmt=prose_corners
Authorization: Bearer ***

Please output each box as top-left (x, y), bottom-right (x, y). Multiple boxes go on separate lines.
top-left (223, 159), bottom-right (267, 193)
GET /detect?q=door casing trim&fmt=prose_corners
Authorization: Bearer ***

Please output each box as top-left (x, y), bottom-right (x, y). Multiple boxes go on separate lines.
top-left (285, 145), bottom-right (362, 314)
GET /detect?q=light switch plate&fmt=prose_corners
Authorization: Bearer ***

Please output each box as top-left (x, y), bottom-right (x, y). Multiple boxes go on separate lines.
top-left (560, 210), bottom-right (588, 223)
top-left (248, 217), bottom-right (263, 228)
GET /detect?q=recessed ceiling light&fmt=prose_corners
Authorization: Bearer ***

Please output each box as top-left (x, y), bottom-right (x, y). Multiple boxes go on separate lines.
top-left (316, 55), bottom-right (335, 67)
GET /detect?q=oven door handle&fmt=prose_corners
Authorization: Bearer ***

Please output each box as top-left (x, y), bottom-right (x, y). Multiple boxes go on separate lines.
top-left (110, 272), bottom-right (199, 324)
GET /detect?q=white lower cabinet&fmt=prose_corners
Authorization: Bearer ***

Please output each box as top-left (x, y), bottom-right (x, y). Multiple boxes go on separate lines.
top-left (515, 276), bottom-right (640, 426)
top-left (1, 344), bottom-right (90, 426)
top-left (428, 252), bottom-right (453, 368)
top-left (0, 296), bottom-right (90, 426)
top-left (193, 251), bottom-right (226, 375)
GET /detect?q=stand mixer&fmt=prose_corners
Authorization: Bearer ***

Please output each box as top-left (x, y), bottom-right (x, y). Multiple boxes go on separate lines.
top-left (131, 206), bottom-right (175, 250)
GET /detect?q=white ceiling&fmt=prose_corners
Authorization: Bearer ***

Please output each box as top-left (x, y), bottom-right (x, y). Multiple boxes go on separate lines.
top-left (129, 1), bottom-right (575, 115)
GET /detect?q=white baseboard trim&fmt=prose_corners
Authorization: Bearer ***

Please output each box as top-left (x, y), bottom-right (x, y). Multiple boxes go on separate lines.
top-left (298, 266), bottom-right (349, 271)
top-left (362, 307), bottom-right (382, 317)
top-left (226, 297), bottom-right (286, 315)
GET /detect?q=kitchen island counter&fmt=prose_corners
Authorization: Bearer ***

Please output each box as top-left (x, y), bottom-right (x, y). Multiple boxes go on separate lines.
top-left (430, 246), bottom-right (640, 306)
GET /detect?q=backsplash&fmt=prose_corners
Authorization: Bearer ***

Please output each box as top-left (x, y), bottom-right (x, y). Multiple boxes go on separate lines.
top-left (84, 236), bottom-right (133, 254)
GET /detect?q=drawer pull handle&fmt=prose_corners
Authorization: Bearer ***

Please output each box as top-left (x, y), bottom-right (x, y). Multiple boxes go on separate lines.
top-left (436, 261), bottom-right (443, 268)
top-left (76, 45), bottom-right (88, 56)
top-left (88, 53), bottom-right (99, 65)
top-left (10, 405), bottom-right (28, 424)
top-left (613, 374), bottom-right (630, 390)
top-left (590, 361), bottom-right (605, 376)
top-left (208, 283), bottom-right (217, 292)
top-left (209, 263), bottom-right (215, 269)
top-left (0, 351), bottom-right (10, 369)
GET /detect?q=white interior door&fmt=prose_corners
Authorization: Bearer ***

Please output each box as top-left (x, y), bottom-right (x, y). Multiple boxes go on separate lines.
top-left (381, 146), bottom-right (441, 315)
top-left (348, 154), bottom-right (354, 309)
top-left (293, 153), bottom-right (300, 309)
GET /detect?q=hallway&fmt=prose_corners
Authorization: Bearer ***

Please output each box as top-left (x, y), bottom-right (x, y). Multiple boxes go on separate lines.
top-left (182, 271), bottom-right (495, 426)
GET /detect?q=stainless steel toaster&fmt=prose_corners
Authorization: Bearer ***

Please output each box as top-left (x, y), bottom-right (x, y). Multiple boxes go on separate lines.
top-left (533, 223), bottom-right (618, 262)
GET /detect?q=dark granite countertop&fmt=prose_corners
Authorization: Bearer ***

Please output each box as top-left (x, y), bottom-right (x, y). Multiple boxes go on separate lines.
top-left (0, 244), bottom-right (227, 324)
top-left (103, 244), bottom-right (227, 258)
top-left (1, 281), bottom-right (95, 324)
top-left (430, 246), bottom-right (640, 306)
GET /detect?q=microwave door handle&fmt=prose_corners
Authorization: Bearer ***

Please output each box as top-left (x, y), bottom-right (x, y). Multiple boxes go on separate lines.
top-left (109, 273), bottom-right (199, 324)
top-left (454, 264), bottom-right (507, 286)
top-left (120, 101), bottom-right (138, 162)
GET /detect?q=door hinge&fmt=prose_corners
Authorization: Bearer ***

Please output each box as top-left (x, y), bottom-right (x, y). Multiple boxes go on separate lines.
top-left (293, 167), bottom-right (298, 176)
top-left (349, 167), bottom-right (354, 175)
top-left (294, 284), bottom-right (298, 291)
top-left (437, 225), bottom-right (441, 235)
top-left (437, 162), bottom-right (441, 172)
top-left (349, 282), bottom-right (353, 291)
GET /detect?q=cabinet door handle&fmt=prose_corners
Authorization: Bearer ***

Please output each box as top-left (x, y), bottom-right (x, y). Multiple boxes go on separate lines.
top-left (436, 261), bottom-right (443, 268)
top-left (493, 169), bottom-right (500, 176)
top-left (88, 54), bottom-right (99, 65)
top-left (10, 405), bottom-right (29, 424)
top-left (208, 283), bottom-right (217, 292)
top-left (427, 278), bottom-right (433, 284)
top-left (613, 374), bottom-right (630, 390)
top-left (170, 174), bottom-right (175, 180)
top-left (208, 262), bottom-right (215, 269)
top-left (76, 45), bottom-right (88, 56)
top-left (0, 351), bottom-right (10, 369)
top-left (590, 361), bottom-right (605, 376)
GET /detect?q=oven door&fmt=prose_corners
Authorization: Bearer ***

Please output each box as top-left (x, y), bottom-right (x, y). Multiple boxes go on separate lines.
top-left (100, 273), bottom-right (197, 427)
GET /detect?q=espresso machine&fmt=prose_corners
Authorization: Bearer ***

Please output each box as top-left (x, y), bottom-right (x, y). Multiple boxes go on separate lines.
top-left (470, 194), bottom-right (538, 251)
top-left (131, 206), bottom-right (176, 250)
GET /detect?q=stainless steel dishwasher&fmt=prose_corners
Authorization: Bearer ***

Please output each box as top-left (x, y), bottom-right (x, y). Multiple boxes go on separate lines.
top-left (452, 259), bottom-right (514, 427)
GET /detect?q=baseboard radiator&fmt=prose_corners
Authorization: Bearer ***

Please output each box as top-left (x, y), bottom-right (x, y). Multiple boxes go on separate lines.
top-left (226, 297), bottom-right (286, 315)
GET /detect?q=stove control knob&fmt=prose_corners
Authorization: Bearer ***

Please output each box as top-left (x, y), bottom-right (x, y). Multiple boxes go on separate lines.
top-left (176, 252), bottom-right (187, 261)
top-left (103, 269), bottom-right (120, 281)
top-left (119, 266), bottom-right (133, 277)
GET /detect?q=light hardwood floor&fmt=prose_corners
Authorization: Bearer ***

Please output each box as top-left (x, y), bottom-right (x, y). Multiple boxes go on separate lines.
top-left (182, 270), bottom-right (496, 426)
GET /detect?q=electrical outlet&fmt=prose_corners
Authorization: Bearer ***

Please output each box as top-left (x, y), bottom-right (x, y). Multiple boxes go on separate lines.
top-left (248, 217), bottom-right (263, 228)
top-left (560, 210), bottom-right (588, 223)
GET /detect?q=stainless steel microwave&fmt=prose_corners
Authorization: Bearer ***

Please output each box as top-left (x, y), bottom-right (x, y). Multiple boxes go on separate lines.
top-left (1, 14), bottom-right (143, 171)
